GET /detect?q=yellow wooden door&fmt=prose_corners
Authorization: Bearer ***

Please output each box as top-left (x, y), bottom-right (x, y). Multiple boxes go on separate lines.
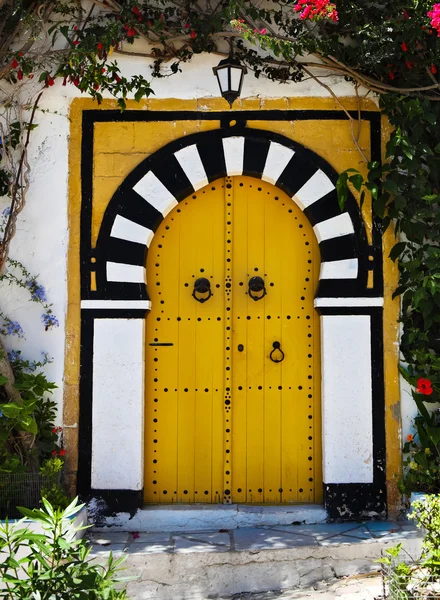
top-left (145, 176), bottom-right (322, 504)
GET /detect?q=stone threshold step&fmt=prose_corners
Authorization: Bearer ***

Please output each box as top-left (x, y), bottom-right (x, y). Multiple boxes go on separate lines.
top-left (89, 522), bottom-right (422, 600)
top-left (90, 503), bottom-right (328, 532)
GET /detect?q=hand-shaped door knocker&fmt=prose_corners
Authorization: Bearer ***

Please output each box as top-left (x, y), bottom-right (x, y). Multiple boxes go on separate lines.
top-left (192, 277), bottom-right (212, 303)
top-left (270, 341), bottom-right (285, 363)
top-left (248, 276), bottom-right (267, 301)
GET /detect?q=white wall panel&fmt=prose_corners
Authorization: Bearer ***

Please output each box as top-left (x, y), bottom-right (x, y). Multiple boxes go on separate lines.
top-left (91, 319), bottom-right (144, 490)
top-left (321, 314), bottom-right (373, 484)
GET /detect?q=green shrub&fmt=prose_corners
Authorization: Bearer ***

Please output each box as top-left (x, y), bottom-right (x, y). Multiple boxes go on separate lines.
top-left (0, 497), bottom-right (131, 599)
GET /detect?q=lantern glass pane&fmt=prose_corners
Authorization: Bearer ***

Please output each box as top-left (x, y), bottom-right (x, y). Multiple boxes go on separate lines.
top-left (230, 67), bottom-right (242, 92)
top-left (216, 67), bottom-right (229, 93)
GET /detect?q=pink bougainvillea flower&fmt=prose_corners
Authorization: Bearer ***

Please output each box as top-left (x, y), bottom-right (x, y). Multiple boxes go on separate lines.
top-left (260, 28), bottom-right (267, 34)
top-left (11, 58), bottom-right (18, 69)
top-left (417, 377), bottom-right (433, 395)
top-left (294, 0), bottom-right (339, 22)
top-left (132, 532), bottom-right (140, 539)
top-left (428, 3), bottom-right (440, 36)
top-left (52, 450), bottom-right (57, 456)
top-left (17, 69), bottom-right (23, 80)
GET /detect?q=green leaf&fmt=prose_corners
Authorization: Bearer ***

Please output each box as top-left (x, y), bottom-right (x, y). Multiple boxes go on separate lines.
top-left (383, 179), bottom-right (399, 195)
top-left (349, 173), bottom-right (364, 192)
top-left (389, 242), bottom-right (406, 262)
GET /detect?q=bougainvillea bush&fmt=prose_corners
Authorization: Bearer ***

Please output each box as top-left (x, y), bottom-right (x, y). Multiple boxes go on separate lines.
top-left (0, 0), bottom-right (440, 495)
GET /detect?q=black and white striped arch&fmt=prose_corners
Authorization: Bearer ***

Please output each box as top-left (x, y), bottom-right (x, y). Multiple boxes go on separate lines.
top-left (94, 128), bottom-right (370, 301)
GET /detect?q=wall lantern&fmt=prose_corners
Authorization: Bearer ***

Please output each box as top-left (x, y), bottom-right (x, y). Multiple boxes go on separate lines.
top-left (212, 56), bottom-right (247, 107)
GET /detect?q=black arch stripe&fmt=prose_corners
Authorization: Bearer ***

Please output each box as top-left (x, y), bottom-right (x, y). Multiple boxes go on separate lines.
top-left (101, 281), bottom-right (149, 301)
top-left (243, 137), bottom-right (270, 178)
top-left (113, 188), bottom-right (163, 232)
top-left (276, 153), bottom-right (321, 199)
top-left (197, 137), bottom-right (227, 182)
top-left (319, 235), bottom-right (357, 263)
top-left (105, 237), bottom-right (146, 267)
top-left (304, 190), bottom-right (344, 227)
top-left (153, 155), bottom-right (194, 202)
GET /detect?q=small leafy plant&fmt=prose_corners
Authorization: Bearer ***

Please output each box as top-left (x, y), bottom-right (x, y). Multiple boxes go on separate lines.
top-left (381, 496), bottom-right (440, 597)
top-left (0, 497), bottom-right (131, 600)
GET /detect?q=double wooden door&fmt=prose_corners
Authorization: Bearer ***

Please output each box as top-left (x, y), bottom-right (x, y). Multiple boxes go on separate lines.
top-left (145, 176), bottom-right (322, 504)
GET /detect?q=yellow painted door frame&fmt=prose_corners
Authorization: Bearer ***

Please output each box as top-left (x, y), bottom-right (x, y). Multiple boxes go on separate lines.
top-left (145, 176), bottom-right (322, 504)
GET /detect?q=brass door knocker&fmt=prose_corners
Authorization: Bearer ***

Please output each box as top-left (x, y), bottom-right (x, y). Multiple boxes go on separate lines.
top-left (270, 341), bottom-right (285, 363)
top-left (192, 277), bottom-right (212, 303)
top-left (248, 276), bottom-right (266, 301)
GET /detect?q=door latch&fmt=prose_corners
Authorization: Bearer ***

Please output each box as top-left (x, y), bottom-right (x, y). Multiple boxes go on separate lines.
top-left (248, 276), bottom-right (266, 301)
top-left (192, 277), bottom-right (212, 303)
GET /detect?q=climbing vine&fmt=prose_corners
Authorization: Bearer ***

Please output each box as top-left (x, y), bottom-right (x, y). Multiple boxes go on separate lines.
top-left (1, 1), bottom-right (440, 486)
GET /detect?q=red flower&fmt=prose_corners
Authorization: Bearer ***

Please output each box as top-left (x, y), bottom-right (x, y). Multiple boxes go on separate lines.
top-left (59, 449), bottom-right (66, 456)
top-left (260, 28), bottom-right (267, 34)
top-left (17, 69), bottom-right (23, 80)
top-left (51, 427), bottom-right (58, 433)
top-left (407, 434), bottom-right (414, 442)
top-left (45, 75), bottom-right (55, 86)
top-left (403, 9), bottom-right (410, 19)
top-left (11, 58), bottom-right (18, 69)
top-left (132, 5), bottom-right (141, 15)
top-left (405, 60), bottom-right (413, 69)
top-left (126, 28), bottom-right (136, 37)
top-left (184, 23), bottom-right (190, 29)
top-left (93, 83), bottom-right (100, 90)
top-left (431, 64), bottom-right (438, 74)
top-left (132, 531), bottom-right (140, 539)
top-left (73, 40), bottom-right (80, 46)
top-left (97, 42), bottom-right (103, 51)
top-left (417, 377), bottom-right (433, 395)
top-left (388, 71), bottom-right (395, 80)
top-left (401, 41), bottom-right (408, 51)
top-left (28, 74), bottom-right (34, 79)
top-left (51, 450), bottom-right (57, 456)
top-left (190, 30), bottom-right (196, 39)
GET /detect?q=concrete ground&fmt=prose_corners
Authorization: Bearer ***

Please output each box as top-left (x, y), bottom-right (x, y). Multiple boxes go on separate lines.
top-left (212, 572), bottom-right (384, 599)
top-left (89, 521), bottom-right (419, 599)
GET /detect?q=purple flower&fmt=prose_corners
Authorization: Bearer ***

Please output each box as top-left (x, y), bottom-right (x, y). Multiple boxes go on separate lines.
top-left (26, 280), bottom-right (47, 303)
top-left (0, 410), bottom-right (3, 418)
top-left (42, 313), bottom-right (59, 330)
top-left (7, 350), bottom-right (21, 362)
top-left (6, 320), bottom-right (24, 337)
top-left (2, 207), bottom-right (10, 217)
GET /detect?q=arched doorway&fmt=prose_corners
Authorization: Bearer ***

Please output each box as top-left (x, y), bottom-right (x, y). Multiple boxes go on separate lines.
top-left (144, 176), bottom-right (322, 504)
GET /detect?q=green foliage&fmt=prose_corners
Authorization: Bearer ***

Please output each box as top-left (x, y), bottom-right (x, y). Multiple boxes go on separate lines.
top-left (0, 497), bottom-right (131, 600)
top-left (40, 457), bottom-right (70, 510)
top-left (0, 363), bottom-right (59, 474)
top-left (401, 397), bottom-right (440, 494)
top-left (410, 495), bottom-right (440, 577)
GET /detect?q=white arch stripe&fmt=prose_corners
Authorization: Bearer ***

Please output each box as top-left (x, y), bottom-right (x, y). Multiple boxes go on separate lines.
top-left (320, 259), bottom-right (358, 280)
top-left (293, 169), bottom-right (335, 211)
top-left (262, 142), bottom-right (295, 185)
top-left (313, 213), bottom-right (354, 243)
top-left (174, 145), bottom-right (209, 191)
top-left (111, 215), bottom-right (153, 247)
top-left (223, 137), bottom-right (245, 176)
top-left (133, 171), bottom-right (178, 217)
top-left (107, 262), bottom-right (146, 284)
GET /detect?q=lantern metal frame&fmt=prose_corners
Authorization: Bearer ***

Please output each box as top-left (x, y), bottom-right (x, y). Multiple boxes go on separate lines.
top-left (212, 56), bottom-right (248, 107)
